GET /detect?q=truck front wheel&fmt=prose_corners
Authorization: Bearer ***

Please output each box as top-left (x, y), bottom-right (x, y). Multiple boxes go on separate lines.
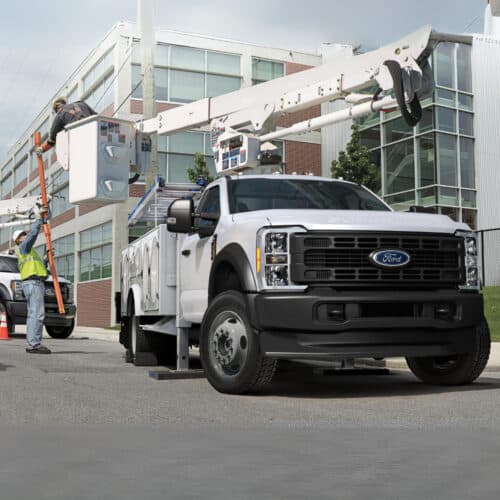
top-left (406, 319), bottom-right (491, 385)
top-left (200, 291), bottom-right (276, 394)
top-left (46, 321), bottom-right (75, 339)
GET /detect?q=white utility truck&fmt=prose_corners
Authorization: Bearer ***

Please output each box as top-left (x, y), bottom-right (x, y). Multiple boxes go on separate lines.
top-left (57, 26), bottom-right (490, 394)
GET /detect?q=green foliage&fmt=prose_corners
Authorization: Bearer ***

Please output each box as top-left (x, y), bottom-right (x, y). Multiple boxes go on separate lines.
top-left (483, 287), bottom-right (500, 342)
top-left (187, 152), bottom-right (214, 184)
top-left (331, 125), bottom-right (380, 192)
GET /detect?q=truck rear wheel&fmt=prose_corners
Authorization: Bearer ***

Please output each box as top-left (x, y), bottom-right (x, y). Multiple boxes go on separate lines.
top-left (406, 319), bottom-right (491, 385)
top-left (129, 313), bottom-right (157, 367)
top-left (200, 291), bottom-right (276, 394)
top-left (46, 321), bottom-right (75, 339)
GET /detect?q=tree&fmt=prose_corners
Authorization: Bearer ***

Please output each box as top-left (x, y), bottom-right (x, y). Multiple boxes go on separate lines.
top-left (187, 152), bottom-right (214, 185)
top-left (331, 125), bottom-right (380, 192)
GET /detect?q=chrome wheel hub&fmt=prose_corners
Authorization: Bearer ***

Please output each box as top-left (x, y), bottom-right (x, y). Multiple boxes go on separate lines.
top-left (210, 312), bottom-right (248, 375)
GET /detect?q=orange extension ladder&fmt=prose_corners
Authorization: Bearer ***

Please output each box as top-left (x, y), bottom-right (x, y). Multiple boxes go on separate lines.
top-left (34, 132), bottom-right (65, 315)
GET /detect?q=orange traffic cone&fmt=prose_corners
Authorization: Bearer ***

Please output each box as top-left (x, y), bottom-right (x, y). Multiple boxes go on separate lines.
top-left (0, 310), bottom-right (10, 340)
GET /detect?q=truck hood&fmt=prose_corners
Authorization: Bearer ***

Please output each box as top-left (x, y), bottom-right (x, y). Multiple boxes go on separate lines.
top-left (232, 210), bottom-right (470, 234)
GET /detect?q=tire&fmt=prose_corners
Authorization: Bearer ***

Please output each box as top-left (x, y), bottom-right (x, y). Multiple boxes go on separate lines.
top-left (128, 312), bottom-right (157, 367)
top-left (46, 320), bottom-right (75, 339)
top-left (406, 319), bottom-right (491, 385)
top-left (200, 291), bottom-right (276, 394)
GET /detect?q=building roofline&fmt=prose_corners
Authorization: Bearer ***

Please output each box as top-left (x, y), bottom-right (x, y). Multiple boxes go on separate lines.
top-left (431, 31), bottom-right (474, 45)
top-left (116, 20), bottom-right (321, 59)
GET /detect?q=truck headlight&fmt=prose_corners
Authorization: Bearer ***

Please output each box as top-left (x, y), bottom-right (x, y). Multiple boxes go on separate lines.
top-left (265, 233), bottom-right (288, 253)
top-left (66, 283), bottom-right (74, 303)
top-left (10, 280), bottom-right (24, 301)
top-left (456, 231), bottom-right (480, 290)
top-left (256, 227), bottom-right (307, 291)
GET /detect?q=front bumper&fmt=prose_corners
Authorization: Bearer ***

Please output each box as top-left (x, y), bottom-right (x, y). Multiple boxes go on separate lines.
top-left (5, 301), bottom-right (76, 327)
top-left (246, 290), bottom-right (484, 360)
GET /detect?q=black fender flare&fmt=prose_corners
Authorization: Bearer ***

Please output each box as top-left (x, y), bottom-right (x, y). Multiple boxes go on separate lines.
top-left (0, 284), bottom-right (11, 303)
top-left (208, 243), bottom-right (257, 301)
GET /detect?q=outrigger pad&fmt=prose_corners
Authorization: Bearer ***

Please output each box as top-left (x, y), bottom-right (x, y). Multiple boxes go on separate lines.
top-left (148, 369), bottom-right (205, 380)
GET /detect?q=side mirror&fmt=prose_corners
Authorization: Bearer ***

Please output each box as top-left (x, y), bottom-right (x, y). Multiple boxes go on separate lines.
top-left (167, 198), bottom-right (194, 233)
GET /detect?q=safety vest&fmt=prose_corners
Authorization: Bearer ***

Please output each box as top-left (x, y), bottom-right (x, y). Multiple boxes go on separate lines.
top-left (16, 248), bottom-right (48, 281)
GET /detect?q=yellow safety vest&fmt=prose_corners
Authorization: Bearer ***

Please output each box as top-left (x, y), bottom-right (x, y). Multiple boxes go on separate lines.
top-left (16, 248), bottom-right (48, 281)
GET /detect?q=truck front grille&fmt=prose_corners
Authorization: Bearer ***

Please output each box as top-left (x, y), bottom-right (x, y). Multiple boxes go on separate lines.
top-left (45, 283), bottom-right (72, 303)
top-left (290, 233), bottom-right (464, 288)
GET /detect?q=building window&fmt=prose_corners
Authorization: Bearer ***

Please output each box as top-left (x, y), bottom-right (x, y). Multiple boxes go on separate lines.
top-left (131, 43), bottom-right (241, 103)
top-left (13, 157), bottom-right (28, 186)
top-left (53, 235), bottom-right (75, 282)
top-left (383, 116), bottom-right (413, 145)
top-left (436, 133), bottom-right (457, 186)
top-left (434, 43), bottom-right (456, 89)
top-left (82, 49), bottom-right (114, 93)
top-left (457, 44), bottom-right (472, 93)
top-left (84, 72), bottom-right (114, 113)
top-left (79, 222), bottom-right (112, 282)
top-left (252, 58), bottom-right (284, 85)
top-left (158, 131), bottom-right (215, 183)
top-left (51, 185), bottom-right (71, 217)
top-left (66, 86), bottom-right (79, 103)
top-left (436, 107), bottom-right (456, 133)
top-left (384, 139), bottom-right (415, 194)
top-left (2, 173), bottom-right (13, 198)
top-left (417, 134), bottom-right (436, 188)
top-left (460, 137), bottom-right (475, 188)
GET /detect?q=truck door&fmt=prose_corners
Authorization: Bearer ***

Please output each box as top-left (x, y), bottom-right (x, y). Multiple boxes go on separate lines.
top-left (180, 186), bottom-right (220, 323)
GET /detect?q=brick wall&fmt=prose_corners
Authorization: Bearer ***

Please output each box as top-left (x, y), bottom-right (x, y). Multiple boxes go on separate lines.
top-left (129, 183), bottom-right (145, 198)
top-left (77, 279), bottom-right (112, 327)
top-left (130, 100), bottom-right (179, 115)
top-left (79, 202), bottom-right (109, 216)
top-left (284, 141), bottom-right (321, 176)
top-left (13, 179), bottom-right (28, 196)
top-left (51, 208), bottom-right (75, 228)
top-left (279, 62), bottom-right (322, 129)
top-left (101, 104), bottom-right (114, 117)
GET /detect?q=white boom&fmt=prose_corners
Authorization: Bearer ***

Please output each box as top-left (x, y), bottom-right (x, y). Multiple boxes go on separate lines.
top-left (0, 196), bottom-right (42, 230)
top-left (141, 26), bottom-right (434, 138)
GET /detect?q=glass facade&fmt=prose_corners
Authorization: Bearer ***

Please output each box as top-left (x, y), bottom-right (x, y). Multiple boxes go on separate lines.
top-left (358, 42), bottom-right (476, 227)
top-left (131, 43), bottom-right (242, 103)
top-left (79, 222), bottom-right (113, 282)
top-left (158, 130), bottom-right (215, 183)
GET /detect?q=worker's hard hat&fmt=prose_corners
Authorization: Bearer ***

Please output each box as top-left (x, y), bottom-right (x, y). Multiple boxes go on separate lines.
top-left (52, 96), bottom-right (67, 112)
top-left (12, 230), bottom-right (26, 245)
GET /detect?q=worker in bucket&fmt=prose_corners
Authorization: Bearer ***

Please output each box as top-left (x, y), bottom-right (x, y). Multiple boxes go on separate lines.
top-left (36, 96), bottom-right (96, 154)
top-left (12, 204), bottom-right (51, 354)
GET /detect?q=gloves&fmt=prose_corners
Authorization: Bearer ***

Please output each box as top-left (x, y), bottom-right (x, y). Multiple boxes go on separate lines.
top-left (35, 146), bottom-right (44, 156)
top-left (34, 204), bottom-right (49, 220)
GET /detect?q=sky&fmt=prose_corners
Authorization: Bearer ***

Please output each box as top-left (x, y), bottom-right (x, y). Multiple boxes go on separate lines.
top-left (0, 0), bottom-right (486, 160)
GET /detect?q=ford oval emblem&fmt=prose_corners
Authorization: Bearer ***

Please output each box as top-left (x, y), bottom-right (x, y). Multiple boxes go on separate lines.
top-left (369, 249), bottom-right (411, 269)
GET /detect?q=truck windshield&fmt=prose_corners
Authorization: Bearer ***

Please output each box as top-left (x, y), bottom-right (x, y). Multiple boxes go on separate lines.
top-left (0, 257), bottom-right (20, 273)
top-left (228, 178), bottom-right (390, 213)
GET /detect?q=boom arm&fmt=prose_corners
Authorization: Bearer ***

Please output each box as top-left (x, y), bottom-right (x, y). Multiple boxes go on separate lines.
top-left (141, 26), bottom-right (435, 139)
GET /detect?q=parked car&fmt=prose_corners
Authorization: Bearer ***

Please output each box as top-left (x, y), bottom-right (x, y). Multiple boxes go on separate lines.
top-left (0, 253), bottom-right (76, 338)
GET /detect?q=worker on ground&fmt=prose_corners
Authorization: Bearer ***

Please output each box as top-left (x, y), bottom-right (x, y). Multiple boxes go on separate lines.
top-left (12, 204), bottom-right (51, 354)
top-left (36, 97), bottom-right (96, 154)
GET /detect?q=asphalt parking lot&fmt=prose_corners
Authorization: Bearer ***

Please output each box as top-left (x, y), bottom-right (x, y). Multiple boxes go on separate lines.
top-left (1, 332), bottom-right (500, 499)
